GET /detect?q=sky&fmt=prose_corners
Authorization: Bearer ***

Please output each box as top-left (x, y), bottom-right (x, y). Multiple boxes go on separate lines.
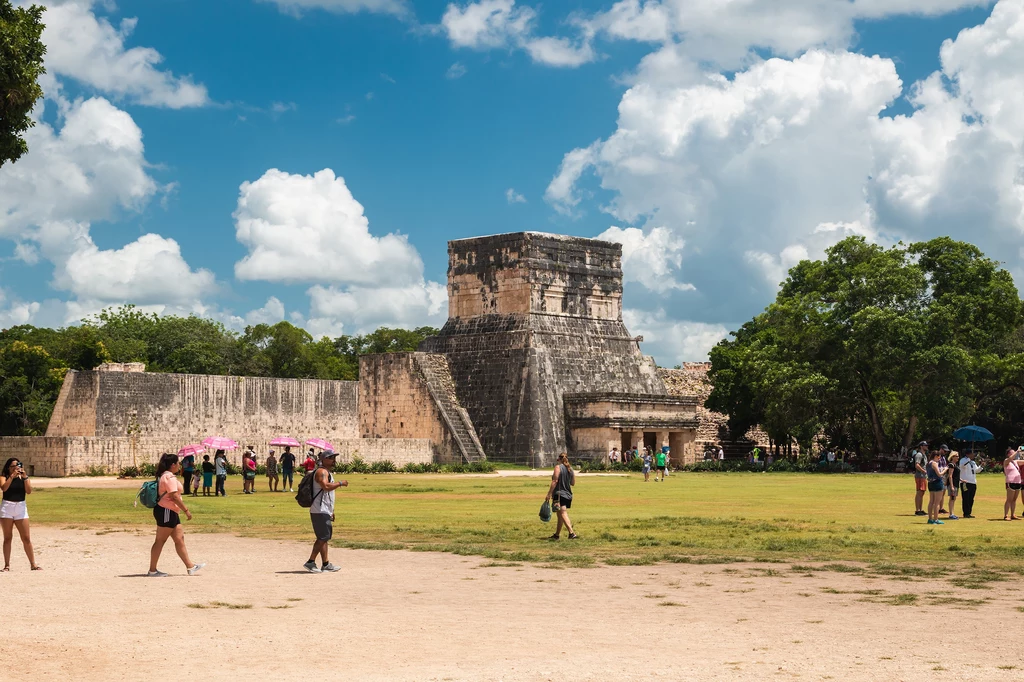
top-left (1, 0), bottom-right (1022, 366)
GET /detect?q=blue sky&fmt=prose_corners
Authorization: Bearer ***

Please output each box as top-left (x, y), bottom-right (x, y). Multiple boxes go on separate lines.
top-left (2, 0), bottom-right (1022, 365)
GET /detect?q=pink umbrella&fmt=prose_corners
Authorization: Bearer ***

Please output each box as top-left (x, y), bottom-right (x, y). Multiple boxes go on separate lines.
top-left (270, 436), bottom-right (301, 447)
top-left (177, 444), bottom-right (205, 457)
top-left (202, 436), bottom-right (238, 450)
top-left (305, 438), bottom-right (334, 451)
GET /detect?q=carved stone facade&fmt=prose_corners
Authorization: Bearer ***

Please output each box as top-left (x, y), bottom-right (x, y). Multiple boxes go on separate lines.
top-left (416, 232), bottom-right (698, 467)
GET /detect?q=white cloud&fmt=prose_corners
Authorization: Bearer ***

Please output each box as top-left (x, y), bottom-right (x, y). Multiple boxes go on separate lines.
top-left (0, 97), bottom-right (157, 238)
top-left (446, 62), bottom-right (468, 79)
top-left (505, 187), bottom-right (526, 204)
top-left (0, 290), bottom-right (41, 329)
top-left (550, 0), bottom-right (1024, 357)
top-left (598, 226), bottom-right (693, 293)
top-left (233, 168), bottom-right (447, 333)
top-left (624, 308), bottom-right (730, 364)
top-left (233, 168), bottom-right (426, 286)
top-left (441, 0), bottom-right (597, 67)
top-left (245, 297), bottom-right (287, 326)
top-left (40, 0), bottom-right (208, 108)
top-left (584, 0), bottom-right (991, 69)
top-left (261, 0), bottom-right (407, 15)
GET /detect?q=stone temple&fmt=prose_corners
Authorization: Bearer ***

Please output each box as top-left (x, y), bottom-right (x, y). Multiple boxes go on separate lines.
top-left (0, 232), bottom-right (706, 475)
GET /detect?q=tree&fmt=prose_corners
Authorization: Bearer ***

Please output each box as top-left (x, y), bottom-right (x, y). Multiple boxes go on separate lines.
top-left (0, 1), bottom-right (45, 167)
top-left (707, 237), bottom-right (1023, 457)
top-left (0, 341), bottom-right (65, 435)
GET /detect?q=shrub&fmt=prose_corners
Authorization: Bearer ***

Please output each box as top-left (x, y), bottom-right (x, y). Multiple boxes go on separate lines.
top-left (370, 459), bottom-right (397, 474)
top-left (139, 463), bottom-right (157, 477)
top-left (118, 465), bottom-right (141, 478)
top-left (349, 455), bottom-right (369, 474)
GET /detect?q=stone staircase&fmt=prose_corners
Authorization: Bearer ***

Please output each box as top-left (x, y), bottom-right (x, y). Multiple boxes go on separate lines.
top-left (414, 354), bottom-right (487, 463)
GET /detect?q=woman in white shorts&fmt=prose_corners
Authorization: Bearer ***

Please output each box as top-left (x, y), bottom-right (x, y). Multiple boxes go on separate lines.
top-left (0, 458), bottom-right (39, 571)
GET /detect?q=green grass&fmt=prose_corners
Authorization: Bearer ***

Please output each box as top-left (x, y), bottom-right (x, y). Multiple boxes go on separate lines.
top-left (31, 472), bottom-right (1023, 571)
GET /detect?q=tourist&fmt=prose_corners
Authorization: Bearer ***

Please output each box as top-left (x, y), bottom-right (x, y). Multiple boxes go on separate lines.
top-left (304, 450), bottom-right (348, 573)
top-left (959, 451), bottom-right (982, 518)
top-left (717, 446), bottom-right (725, 462)
top-left (190, 466), bottom-right (201, 497)
top-left (201, 455), bottom-right (214, 496)
top-left (280, 446), bottom-right (296, 492)
top-left (608, 447), bottom-right (619, 465)
top-left (1003, 447), bottom-right (1022, 521)
top-left (945, 452), bottom-right (960, 519)
top-left (544, 452), bottom-right (578, 540)
top-left (243, 448), bottom-right (257, 494)
top-left (266, 450), bottom-right (279, 492)
top-left (926, 450), bottom-right (947, 525)
top-left (937, 445), bottom-right (951, 513)
top-left (911, 441), bottom-right (929, 516)
top-left (181, 450), bottom-right (196, 496)
top-left (0, 458), bottom-right (39, 571)
top-left (148, 453), bottom-right (204, 577)
top-left (654, 447), bottom-right (668, 481)
top-left (214, 450), bottom-right (227, 497)
top-left (302, 449), bottom-right (317, 474)
top-left (641, 448), bottom-right (653, 482)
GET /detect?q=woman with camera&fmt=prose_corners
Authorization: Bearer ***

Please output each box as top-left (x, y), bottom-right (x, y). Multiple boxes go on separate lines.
top-left (0, 458), bottom-right (39, 571)
top-left (149, 453), bottom-right (205, 577)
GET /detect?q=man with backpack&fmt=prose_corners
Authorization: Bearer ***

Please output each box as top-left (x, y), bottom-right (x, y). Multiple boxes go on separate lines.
top-left (298, 450), bottom-right (348, 573)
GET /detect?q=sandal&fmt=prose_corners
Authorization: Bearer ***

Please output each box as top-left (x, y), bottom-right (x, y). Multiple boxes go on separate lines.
top-left (1, 566), bottom-right (8, 572)
top-left (31, 566), bottom-right (42, 571)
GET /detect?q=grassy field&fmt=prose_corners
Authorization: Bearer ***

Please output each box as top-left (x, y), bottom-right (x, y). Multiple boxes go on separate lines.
top-left (32, 472), bottom-right (1024, 577)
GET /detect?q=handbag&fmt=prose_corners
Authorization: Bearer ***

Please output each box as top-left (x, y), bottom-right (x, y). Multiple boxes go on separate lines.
top-left (539, 500), bottom-right (552, 523)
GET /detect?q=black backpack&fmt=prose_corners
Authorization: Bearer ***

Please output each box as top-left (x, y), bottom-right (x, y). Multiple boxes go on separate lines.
top-left (295, 467), bottom-right (324, 508)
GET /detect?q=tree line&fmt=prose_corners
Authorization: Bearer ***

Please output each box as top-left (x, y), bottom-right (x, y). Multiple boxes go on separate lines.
top-left (706, 236), bottom-right (1024, 459)
top-left (0, 306), bottom-right (438, 436)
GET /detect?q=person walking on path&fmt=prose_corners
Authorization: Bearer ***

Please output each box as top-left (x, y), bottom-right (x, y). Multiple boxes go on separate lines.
top-left (266, 450), bottom-right (279, 492)
top-left (945, 451), bottom-right (961, 519)
top-left (181, 451), bottom-right (196, 496)
top-left (1003, 448), bottom-right (1022, 521)
top-left (959, 451), bottom-right (982, 518)
top-left (0, 458), bottom-right (39, 571)
top-left (926, 450), bottom-right (948, 525)
top-left (280, 446), bottom-right (296, 492)
top-left (214, 450), bottom-right (228, 497)
top-left (201, 455), bottom-right (214, 496)
top-left (148, 453), bottom-right (204, 577)
top-left (544, 452), bottom-right (578, 540)
top-left (912, 441), bottom-right (929, 516)
top-left (304, 451), bottom-right (348, 573)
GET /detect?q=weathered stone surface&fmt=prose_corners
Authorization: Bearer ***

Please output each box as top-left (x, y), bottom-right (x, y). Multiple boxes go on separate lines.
top-left (421, 232), bottom-right (675, 467)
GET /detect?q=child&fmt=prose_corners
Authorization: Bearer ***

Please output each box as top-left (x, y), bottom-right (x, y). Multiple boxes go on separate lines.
top-left (201, 454), bottom-right (215, 496)
top-left (191, 467), bottom-right (201, 496)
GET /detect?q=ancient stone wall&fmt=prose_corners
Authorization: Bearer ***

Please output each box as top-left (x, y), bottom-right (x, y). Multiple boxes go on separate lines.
top-left (0, 435), bottom-right (433, 477)
top-left (422, 232), bottom-right (668, 467)
top-left (46, 369), bottom-right (359, 457)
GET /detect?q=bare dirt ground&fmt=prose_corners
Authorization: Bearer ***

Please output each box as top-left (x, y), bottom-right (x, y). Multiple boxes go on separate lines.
top-left (0, 527), bottom-right (1012, 681)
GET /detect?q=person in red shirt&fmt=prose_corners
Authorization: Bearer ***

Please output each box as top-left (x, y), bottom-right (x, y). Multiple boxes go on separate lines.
top-left (302, 449), bottom-right (317, 474)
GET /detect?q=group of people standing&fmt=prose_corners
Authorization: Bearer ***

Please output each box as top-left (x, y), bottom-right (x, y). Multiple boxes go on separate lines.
top-left (607, 446), bottom-right (671, 482)
top-left (177, 445), bottom-right (320, 497)
top-left (911, 441), bottom-right (982, 523)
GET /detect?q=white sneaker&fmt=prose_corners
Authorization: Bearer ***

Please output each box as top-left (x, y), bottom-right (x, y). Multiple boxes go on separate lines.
top-left (303, 560), bottom-right (321, 573)
top-left (289, 488), bottom-right (294, 492)
top-left (321, 562), bottom-right (341, 572)
top-left (187, 562), bottom-right (205, 576)
top-left (147, 570), bottom-right (169, 577)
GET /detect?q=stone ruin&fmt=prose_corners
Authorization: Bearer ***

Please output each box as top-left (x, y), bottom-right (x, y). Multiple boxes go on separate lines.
top-left (1, 231), bottom-right (712, 475)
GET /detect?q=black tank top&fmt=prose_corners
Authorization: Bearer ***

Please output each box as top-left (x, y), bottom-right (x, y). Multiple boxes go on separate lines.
top-left (3, 477), bottom-right (26, 503)
top-left (554, 464), bottom-right (573, 500)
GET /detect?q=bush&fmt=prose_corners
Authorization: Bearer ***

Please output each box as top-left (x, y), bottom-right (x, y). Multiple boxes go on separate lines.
top-left (118, 465), bottom-right (141, 478)
top-left (675, 459), bottom-right (854, 474)
top-left (140, 463), bottom-right (157, 477)
top-left (370, 459), bottom-right (397, 474)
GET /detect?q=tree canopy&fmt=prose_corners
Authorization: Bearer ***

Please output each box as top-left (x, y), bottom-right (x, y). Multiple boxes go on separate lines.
top-left (706, 236), bottom-right (1024, 457)
top-left (0, 1), bottom-right (45, 166)
top-left (0, 307), bottom-right (438, 435)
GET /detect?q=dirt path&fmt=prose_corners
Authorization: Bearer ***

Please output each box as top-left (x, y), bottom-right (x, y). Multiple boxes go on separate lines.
top-left (0, 528), bottom-right (1010, 681)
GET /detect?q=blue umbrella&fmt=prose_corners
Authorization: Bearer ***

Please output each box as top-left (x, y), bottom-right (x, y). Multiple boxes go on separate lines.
top-left (953, 425), bottom-right (994, 442)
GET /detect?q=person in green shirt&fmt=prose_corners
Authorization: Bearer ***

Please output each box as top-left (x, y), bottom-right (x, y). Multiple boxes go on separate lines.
top-left (654, 448), bottom-right (667, 482)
